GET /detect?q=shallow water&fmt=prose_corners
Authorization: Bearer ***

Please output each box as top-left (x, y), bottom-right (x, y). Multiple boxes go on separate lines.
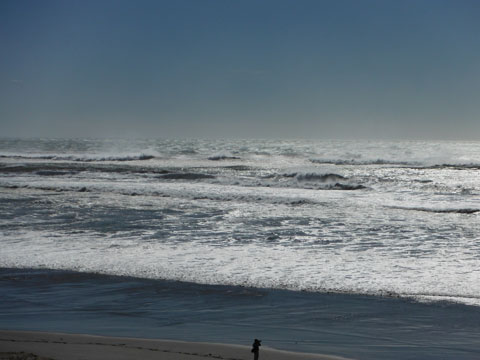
top-left (1, 268), bottom-right (480, 360)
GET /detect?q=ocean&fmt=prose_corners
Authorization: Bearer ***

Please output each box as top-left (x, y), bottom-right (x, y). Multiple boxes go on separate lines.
top-left (1, 138), bottom-right (480, 359)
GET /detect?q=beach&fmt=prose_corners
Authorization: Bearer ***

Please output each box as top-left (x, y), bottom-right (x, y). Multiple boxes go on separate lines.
top-left (0, 331), bottom-right (351, 360)
top-left (2, 268), bottom-right (480, 360)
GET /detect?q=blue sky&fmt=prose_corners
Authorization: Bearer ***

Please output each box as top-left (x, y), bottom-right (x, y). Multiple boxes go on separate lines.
top-left (1, 0), bottom-right (479, 139)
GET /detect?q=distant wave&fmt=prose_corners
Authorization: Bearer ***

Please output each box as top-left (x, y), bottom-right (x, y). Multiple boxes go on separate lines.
top-left (0, 153), bottom-right (155, 162)
top-left (268, 171), bottom-right (365, 190)
top-left (0, 162), bottom-right (171, 176)
top-left (389, 206), bottom-right (480, 214)
top-left (221, 165), bottom-right (253, 171)
top-left (158, 173), bottom-right (216, 180)
top-left (207, 155), bottom-right (241, 161)
top-left (36, 170), bottom-right (78, 176)
top-left (0, 184), bottom-right (90, 193)
top-left (0, 166), bottom-right (79, 177)
top-left (0, 182), bottom-right (321, 206)
top-left (311, 158), bottom-right (480, 169)
top-left (424, 163), bottom-right (480, 170)
top-left (288, 172), bottom-right (346, 182)
top-left (310, 158), bottom-right (418, 166)
top-left (327, 183), bottom-right (366, 190)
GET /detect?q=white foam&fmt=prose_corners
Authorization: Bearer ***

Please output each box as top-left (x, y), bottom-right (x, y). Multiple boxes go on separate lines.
top-left (2, 138), bottom-right (480, 307)
top-left (2, 229), bottom-right (480, 306)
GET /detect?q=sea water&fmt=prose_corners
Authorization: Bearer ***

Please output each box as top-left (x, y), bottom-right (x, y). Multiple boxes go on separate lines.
top-left (1, 138), bottom-right (479, 359)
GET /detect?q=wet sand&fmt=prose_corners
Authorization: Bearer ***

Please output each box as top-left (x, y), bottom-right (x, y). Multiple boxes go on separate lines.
top-left (0, 331), bottom-right (353, 360)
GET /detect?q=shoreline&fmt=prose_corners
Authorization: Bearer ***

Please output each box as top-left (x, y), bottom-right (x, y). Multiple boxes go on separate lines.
top-left (3, 268), bottom-right (480, 359)
top-left (0, 330), bottom-right (353, 360)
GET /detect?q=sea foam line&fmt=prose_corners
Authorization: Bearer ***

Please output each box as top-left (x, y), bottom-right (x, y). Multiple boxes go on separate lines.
top-left (2, 231), bottom-right (480, 307)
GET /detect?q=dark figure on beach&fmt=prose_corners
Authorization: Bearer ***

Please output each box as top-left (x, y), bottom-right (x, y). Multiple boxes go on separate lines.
top-left (251, 339), bottom-right (261, 360)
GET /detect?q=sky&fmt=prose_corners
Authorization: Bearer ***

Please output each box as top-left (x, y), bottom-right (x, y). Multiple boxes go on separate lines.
top-left (1, 0), bottom-right (480, 140)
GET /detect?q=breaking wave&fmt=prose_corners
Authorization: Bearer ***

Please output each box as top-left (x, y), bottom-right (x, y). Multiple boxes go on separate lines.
top-left (264, 171), bottom-right (366, 190)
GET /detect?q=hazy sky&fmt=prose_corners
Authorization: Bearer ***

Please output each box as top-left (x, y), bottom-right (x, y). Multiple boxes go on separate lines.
top-left (1, 0), bottom-right (480, 139)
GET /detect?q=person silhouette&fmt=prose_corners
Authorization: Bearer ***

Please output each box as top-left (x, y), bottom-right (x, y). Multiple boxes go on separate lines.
top-left (251, 339), bottom-right (261, 360)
